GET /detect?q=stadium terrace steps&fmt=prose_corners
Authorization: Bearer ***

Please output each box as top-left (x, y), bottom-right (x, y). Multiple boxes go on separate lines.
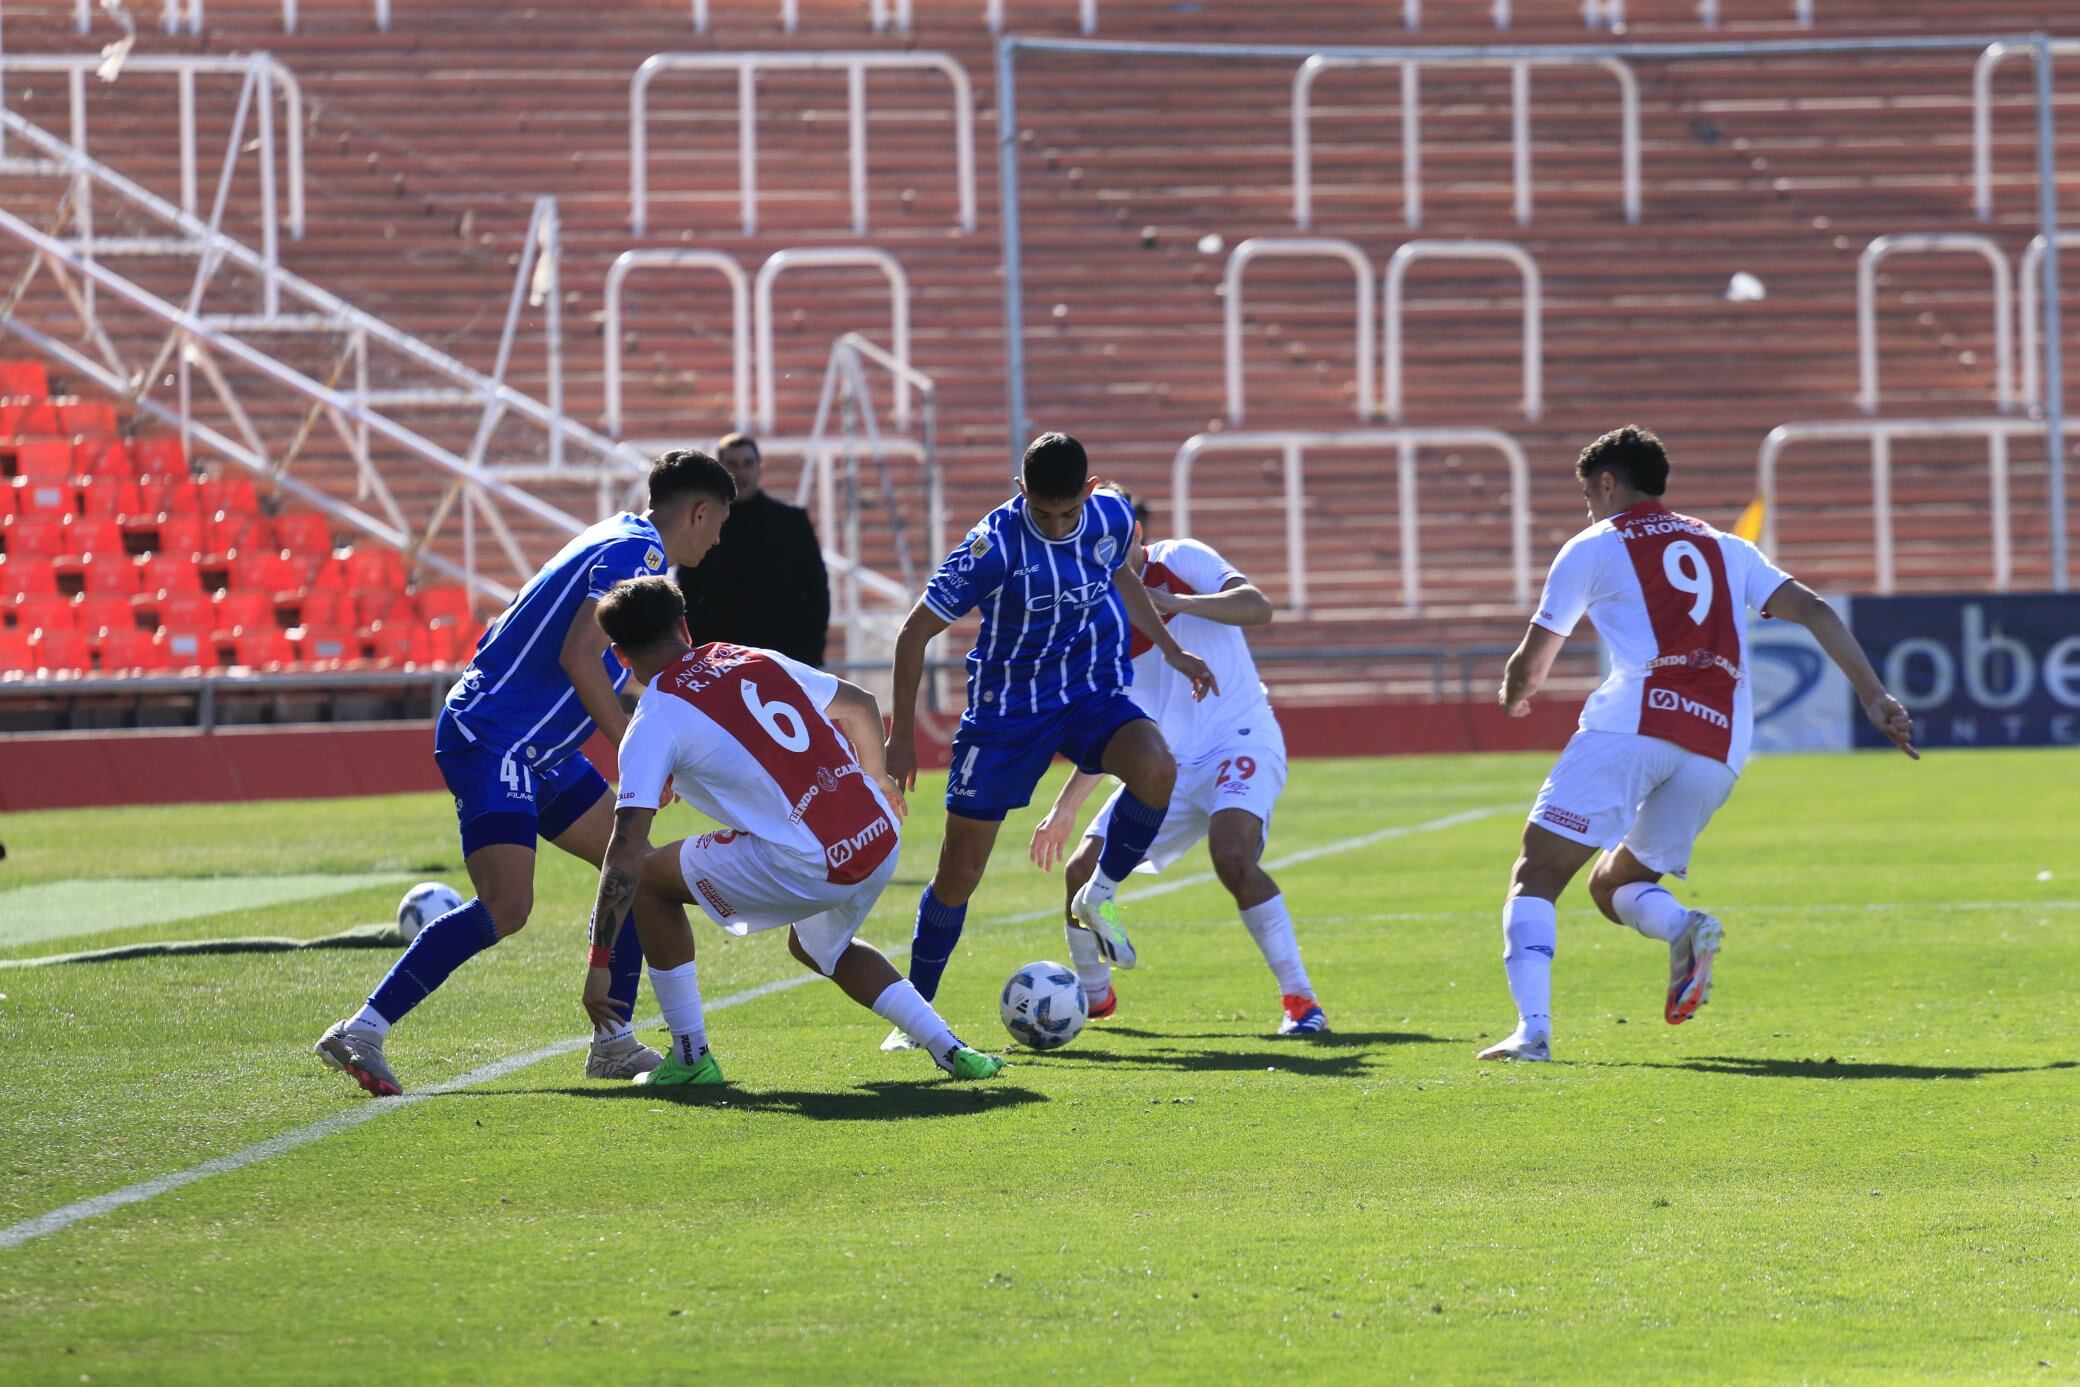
top-left (3, 0), bottom-right (2075, 696)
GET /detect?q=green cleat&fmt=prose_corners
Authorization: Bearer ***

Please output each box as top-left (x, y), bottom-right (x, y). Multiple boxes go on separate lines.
top-left (936, 1045), bottom-right (1006, 1080)
top-left (634, 1048), bottom-right (725, 1088)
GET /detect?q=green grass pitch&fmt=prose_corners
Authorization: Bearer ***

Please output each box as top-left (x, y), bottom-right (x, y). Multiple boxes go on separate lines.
top-left (1, 748), bottom-right (2076, 1382)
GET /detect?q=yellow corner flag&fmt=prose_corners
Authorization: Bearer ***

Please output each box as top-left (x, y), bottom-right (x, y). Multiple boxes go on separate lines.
top-left (1731, 496), bottom-right (1766, 544)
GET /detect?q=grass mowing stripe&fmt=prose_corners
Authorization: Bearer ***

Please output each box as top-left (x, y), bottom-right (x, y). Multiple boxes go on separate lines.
top-left (0, 805), bottom-right (1505, 1253)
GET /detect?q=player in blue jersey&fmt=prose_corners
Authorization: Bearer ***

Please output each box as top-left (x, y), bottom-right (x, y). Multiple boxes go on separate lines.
top-left (315, 450), bottom-right (737, 1096)
top-left (878, 433), bottom-right (1216, 1048)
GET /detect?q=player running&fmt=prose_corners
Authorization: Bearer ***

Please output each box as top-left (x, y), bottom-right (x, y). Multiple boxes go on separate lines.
top-left (316, 451), bottom-right (736, 1097)
top-left (1028, 489), bottom-right (1325, 1037)
top-left (576, 576), bottom-right (1004, 1084)
top-left (1480, 426), bottom-right (1917, 1063)
top-left (880, 433), bottom-right (1217, 1050)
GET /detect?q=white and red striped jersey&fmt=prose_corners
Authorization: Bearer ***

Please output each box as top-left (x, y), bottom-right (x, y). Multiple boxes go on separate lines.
top-left (1127, 538), bottom-right (1276, 765)
top-left (615, 643), bottom-right (898, 884)
top-left (1532, 501), bottom-right (1792, 773)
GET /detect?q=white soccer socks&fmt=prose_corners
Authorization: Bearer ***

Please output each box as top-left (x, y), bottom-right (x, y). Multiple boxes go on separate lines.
top-left (871, 979), bottom-right (959, 1064)
top-left (1610, 881), bottom-right (1691, 943)
top-left (1501, 895), bottom-right (1557, 1040)
top-left (649, 958), bottom-right (709, 1064)
top-left (1240, 894), bottom-right (1313, 999)
top-left (1063, 921), bottom-right (1113, 1003)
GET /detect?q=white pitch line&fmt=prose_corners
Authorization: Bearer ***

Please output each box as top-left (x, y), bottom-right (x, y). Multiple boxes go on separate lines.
top-left (0, 804), bottom-right (1507, 1252)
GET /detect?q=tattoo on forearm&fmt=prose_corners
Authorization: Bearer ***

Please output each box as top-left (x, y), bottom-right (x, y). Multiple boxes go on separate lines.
top-left (588, 865), bottom-right (638, 950)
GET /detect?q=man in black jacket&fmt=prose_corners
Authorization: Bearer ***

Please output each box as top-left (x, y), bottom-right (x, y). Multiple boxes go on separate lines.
top-left (674, 433), bottom-right (831, 667)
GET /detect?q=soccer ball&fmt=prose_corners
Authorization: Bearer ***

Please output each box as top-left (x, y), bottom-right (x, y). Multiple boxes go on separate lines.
top-left (397, 881), bottom-right (463, 941)
top-left (999, 961), bottom-right (1088, 1051)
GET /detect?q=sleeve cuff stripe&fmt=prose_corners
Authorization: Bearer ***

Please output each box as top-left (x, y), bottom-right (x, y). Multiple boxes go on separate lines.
top-left (921, 594), bottom-right (960, 623)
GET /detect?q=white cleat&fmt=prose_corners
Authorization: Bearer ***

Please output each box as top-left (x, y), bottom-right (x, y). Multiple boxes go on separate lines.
top-left (1476, 1025), bottom-right (1551, 1063)
top-left (1666, 911), bottom-right (1723, 1026)
top-left (586, 1033), bottom-right (665, 1080)
top-left (1068, 882), bottom-right (1138, 968)
top-left (879, 1026), bottom-right (919, 1052)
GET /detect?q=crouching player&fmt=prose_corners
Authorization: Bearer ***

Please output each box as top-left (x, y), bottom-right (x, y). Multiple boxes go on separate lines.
top-left (1029, 490), bottom-right (1325, 1037)
top-left (577, 576), bottom-right (1005, 1084)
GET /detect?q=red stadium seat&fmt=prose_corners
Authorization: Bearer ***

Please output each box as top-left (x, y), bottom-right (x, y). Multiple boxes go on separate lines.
top-left (131, 437), bottom-right (188, 481)
top-left (199, 473), bottom-right (260, 515)
top-left (235, 624), bottom-right (297, 669)
top-left (5, 514), bottom-right (68, 559)
top-left (73, 437), bottom-right (134, 483)
top-left (366, 620), bottom-right (434, 668)
top-left (57, 401), bottom-right (120, 438)
top-left (0, 401), bottom-right (61, 437)
top-left (79, 557), bottom-right (142, 598)
top-left (157, 625), bottom-right (216, 671)
top-left (77, 477), bottom-right (145, 520)
top-left (352, 586), bottom-right (414, 628)
top-left (13, 594), bottom-right (75, 634)
top-left (61, 515), bottom-right (124, 559)
top-left (146, 588), bottom-right (215, 630)
top-left (232, 548), bottom-right (310, 598)
top-left (413, 585), bottom-right (476, 626)
top-left (137, 476), bottom-right (203, 518)
top-left (292, 587), bottom-right (355, 627)
top-left (137, 553), bottom-right (204, 596)
top-left (0, 360), bottom-right (51, 399)
top-left (212, 589), bottom-right (277, 638)
top-left (0, 557), bottom-right (58, 603)
top-left (271, 512), bottom-right (332, 558)
top-left (294, 624), bottom-right (362, 669)
top-left (206, 509), bottom-right (264, 555)
top-left (0, 624), bottom-right (33, 675)
top-left (97, 624), bottom-right (169, 673)
top-left (425, 621), bottom-right (478, 666)
top-left (30, 625), bottom-right (90, 675)
top-left (12, 479), bottom-right (79, 518)
top-left (74, 594), bottom-right (138, 637)
top-left (0, 483), bottom-right (11, 523)
top-left (307, 552), bottom-right (350, 590)
top-left (341, 547), bottom-right (408, 591)
top-left (146, 514), bottom-right (206, 560)
top-left (15, 437), bottom-right (74, 482)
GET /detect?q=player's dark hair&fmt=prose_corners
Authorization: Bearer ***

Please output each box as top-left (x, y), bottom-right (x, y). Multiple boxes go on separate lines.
top-left (715, 431), bottom-right (761, 464)
top-left (596, 574), bottom-right (687, 654)
top-left (648, 448), bottom-right (736, 510)
top-left (1021, 432), bottom-right (1089, 500)
top-left (1575, 425), bottom-right (1670, 497)
top-left (1098, 482), bottom-right (1149, 527)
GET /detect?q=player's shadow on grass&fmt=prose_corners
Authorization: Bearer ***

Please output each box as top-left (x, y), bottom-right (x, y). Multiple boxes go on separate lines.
top-left (1037, 1044), bottom-right (1374, 1079)
top-left (1639, 1055), bottom-right (2080, 1081)
top-left (516, 1081), bottom-right (1049, 1121)
top-left (1102, 1024), bottom-right (1451, 1049)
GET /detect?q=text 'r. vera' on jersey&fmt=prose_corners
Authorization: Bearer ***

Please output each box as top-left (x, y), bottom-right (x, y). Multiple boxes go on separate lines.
top-left (439, 512), bottom-right (668, 769)
top-left (921, 490), bottom-right (1138, 728)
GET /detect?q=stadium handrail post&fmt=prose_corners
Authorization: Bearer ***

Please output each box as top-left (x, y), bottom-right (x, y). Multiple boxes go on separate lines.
top-left (603, 250), bottom-right (753, 436)
top-left (1383, 240), bottom-right (1542, 422)
top-left (1221, 237), bottom-right (1376, 425)
top-left (1855, 234), bottom-right (2014, 417)
top-left (753, 248), bottom-right (911, 433)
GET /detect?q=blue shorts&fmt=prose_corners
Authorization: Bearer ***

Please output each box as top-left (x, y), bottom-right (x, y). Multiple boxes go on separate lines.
top-left (435, 724), bottom-right (610, 856)
top-left (944, 688), bottom-right (1149, 822)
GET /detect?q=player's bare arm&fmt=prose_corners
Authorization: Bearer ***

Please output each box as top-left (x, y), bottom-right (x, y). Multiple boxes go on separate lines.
top-left (1031, 770), bottom-right (1104, 871)
top-left (1145, 576), bottom-right (1273, 628)
top-left (885, 601), bottom-right (952, 790)
top-left (825, 679), bottom-right (908, 821)
top-left (562, 596), bottom-right (633, 745)
top-left (1499, 623), bottom-right (1567, 717)
top-left (1116, 562), bottom-right (1218, 700)
top-left (1762, 580), bottom-right (1918, 758)
top-left (581, 806), bottom-right (654, 1027)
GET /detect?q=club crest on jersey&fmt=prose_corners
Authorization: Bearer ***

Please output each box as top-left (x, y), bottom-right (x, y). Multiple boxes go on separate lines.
top-left (645, 546), bottom-right (664, 571)
top-left (1094, 536), bottom-right (1118, 568)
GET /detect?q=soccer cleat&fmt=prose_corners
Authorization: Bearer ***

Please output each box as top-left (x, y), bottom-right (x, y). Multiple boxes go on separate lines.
top-left (586, 1033), bottom-right (665, 1080)
top-left (1086, 987), bottom-right (1118, 1021)
top-left (935, 1045), bottom-right (1006, 1080)
top-left (1475, 1025), bottom-right (1551, 1063)
top-left (634, 1048), bottom-right (724, 1088)
top-left (1069, 885), bottom-right (1139, 968)
top-left (879, 1027), bottom-right (920, 1052)
top-left (315, 1020), bottom-right (403, 1097)
top-left (1665, 911), bottom-right (1724, 1025)
top-left (1276, 995), bottom-right (1329, 1037)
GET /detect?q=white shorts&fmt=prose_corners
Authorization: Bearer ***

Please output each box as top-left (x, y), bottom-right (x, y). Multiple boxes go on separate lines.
top-left (1528, 729), bottom-right (1737, 878)
top-left (673, 829), bottom-right (901, 973)
top-left (1085, 735), bottom-right (1287, 874)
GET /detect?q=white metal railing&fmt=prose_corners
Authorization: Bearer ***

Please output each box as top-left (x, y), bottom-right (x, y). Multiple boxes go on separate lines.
top-left (1699, 1), bottom-right (1814, 24)
top-left (603, 249), bottom-right (752, 437)
top-left (1857, 233), bottom-right (2013, 416)
top-left (83, 0), bottom-right (398, 33)
top-left (755, 248), bottom-right (910, 433)
top-left (1292, 54), bottom-right (1640, 230)
top-left (689, 1), bottom-right (918, 36)
top-left (629, 51), bottom-right (976, 236)
top-left (1756, 418), bottom-right (2051, 592)
top-left (0, 53), bottom-right (304, 239)
top-left (988, 1), bottom-right (1097, 35)
top-left (2018, 233), bottom-right (2080, 413)
top-left (1384, 240), bottom-right (1542, 421)
top-left (0, 108), bottom-right (653, 600)
top-left (1170, 428), bottom-right (1531, 615)
top-left (1972, 40), bottom-right (2080, 221)
top-left (1222, 237), bottom-right (1375, 425)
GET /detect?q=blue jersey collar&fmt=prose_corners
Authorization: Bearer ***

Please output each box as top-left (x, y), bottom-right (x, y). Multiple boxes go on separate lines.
top-left (1014, 493), bottom-right (1087, 546)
